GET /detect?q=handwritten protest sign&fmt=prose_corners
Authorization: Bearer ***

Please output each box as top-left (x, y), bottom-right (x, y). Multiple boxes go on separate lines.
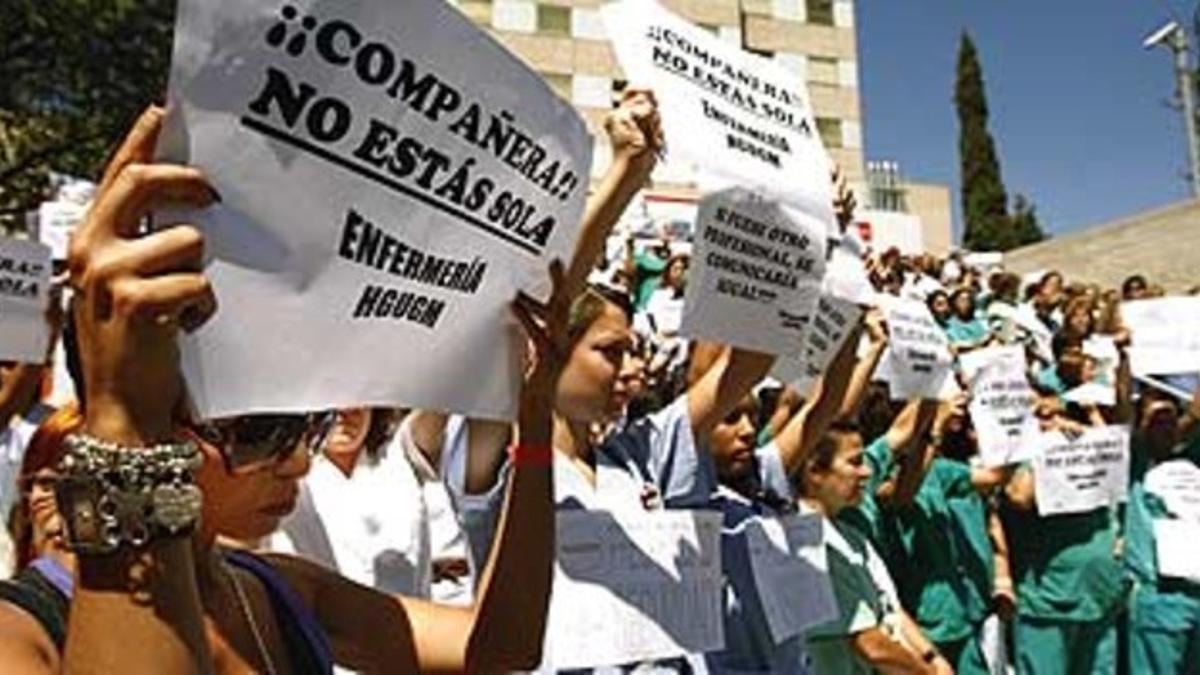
top-left (1154, 518), bottom-right (1200, 584)
top-left (1034, 426), bottom-right (1130, 517)
top-left (600, 0), bottom-right (835, 234)
top-left (745, 512), bottom-right (838, 644)
top-left (0, 239), bottom-right (52, 363)
top-left (159, 0), bottom-right (591, 419)
top-left (543, 509), bottom-right (724, 669)
top-left (681, 188), bottom-right (825, 355)
top-left (772, 294), bottom-right (862, 393)
top-left (880, 297), bottom-right (953, 400)
top-left (1121, 298), bottom-right (1200, 376)
top-left (1145, 459), bottom-right (1200, 522)
top-left (960, 346), bottom-right (1040, 467)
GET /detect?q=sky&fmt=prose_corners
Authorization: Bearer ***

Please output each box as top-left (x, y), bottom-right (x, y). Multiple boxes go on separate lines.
top-left (855, 0), bottom-right (1198, 241)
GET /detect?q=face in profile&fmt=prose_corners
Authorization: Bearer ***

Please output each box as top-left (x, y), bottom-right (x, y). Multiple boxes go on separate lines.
top-left (556, 301), bottom-right (632, 424)
top-left (26, 469), bottom-right (64, 555)
top-left (193, 432), bottom-right (312, 541)
top-left (607, 347), bottom-right (646, 417)
top-left (805, 432), bottom-right (870, 514)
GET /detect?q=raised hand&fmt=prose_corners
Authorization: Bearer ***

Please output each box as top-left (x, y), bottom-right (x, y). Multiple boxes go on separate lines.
top-left (831, 166), bottom-right (857, 231)
top-left (68, 106), bottom-right (217, 444)
top-left (605, 87), bottom-right (663, 179)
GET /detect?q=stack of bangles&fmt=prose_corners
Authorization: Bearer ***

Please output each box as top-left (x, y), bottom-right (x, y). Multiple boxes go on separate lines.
top-left (508, 443), bottom-right (554, 467)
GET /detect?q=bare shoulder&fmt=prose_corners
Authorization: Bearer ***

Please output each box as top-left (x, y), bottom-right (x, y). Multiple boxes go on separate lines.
top-left (0, 600), bottom-right (59, 674)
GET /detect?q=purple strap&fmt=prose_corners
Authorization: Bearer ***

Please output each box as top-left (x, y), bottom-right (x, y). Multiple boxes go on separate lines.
top-left (30, 557), bottom-right (74, 599)
top-left (224, 549), bottom-right (334, 674)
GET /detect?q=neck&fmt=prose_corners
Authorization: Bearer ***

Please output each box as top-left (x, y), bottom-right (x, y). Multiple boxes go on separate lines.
top-left (800, 496), bottom-right (833, 517)
top-left (552, 413), bottom-right (593, 463)
top-left (327, 447), bottom-right (361, 477)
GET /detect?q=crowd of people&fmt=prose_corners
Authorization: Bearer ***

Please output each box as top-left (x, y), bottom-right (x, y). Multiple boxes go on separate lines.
top-left (0, 84), bottom-right (1197, 675)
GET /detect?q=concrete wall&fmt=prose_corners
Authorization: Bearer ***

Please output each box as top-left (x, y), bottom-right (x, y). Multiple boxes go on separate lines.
top-left (1004, 199), bottom-right (1200, 293)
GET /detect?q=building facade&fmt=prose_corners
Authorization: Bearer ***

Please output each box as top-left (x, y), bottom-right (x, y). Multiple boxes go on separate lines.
top-left (453, 0), bottom-right (865, 193)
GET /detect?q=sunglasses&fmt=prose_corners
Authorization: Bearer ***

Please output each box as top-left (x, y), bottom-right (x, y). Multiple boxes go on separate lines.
top-left (193, 412), bottom-right (333, 475)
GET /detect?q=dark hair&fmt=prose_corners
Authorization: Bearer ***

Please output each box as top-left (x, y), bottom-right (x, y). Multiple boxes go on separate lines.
top-left (797, 421), bottom-right (862, 496)
top-left (1122, 274), bottom-right (1148, 298)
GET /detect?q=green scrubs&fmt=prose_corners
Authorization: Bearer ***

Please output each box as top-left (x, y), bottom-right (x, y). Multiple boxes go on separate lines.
top-left (1124, 439), bottom-right (1200, 674)
top-left (885, 458), bottom-right (992, 674)
top-left (946, 317), bottom-right (989, 347)
top-left (633, 250), bottom-right (667, 310)
top-left (805, 518), bottom-right (892, 675)
top-left (1004, 466), bottom-right (1126, 675)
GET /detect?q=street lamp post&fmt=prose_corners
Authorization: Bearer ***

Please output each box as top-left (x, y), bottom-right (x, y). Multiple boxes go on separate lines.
top-left (1145, 21), bottom-right (1200, 198)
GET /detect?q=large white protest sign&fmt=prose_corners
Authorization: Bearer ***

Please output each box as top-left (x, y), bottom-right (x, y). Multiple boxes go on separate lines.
top-left (543, 509), bottom-right (724, 669)
top-left (159, 0), bottom-right (592, 419)
top-left (0, 239), bottom-right (52, 363)
top-left (1154, 518), bottom-right (1200, 584)
top-left (960, 346), bottom-right (1040, 467)
top-left (745, 512), bottom-right (838, 645)
top-left (880, 297), bottom-right (953, 400)
top-left (35, 179), bottom-right (94, 261)
top-left (600, 0), bottom-right (835, 233)
top-left (681, 188), bottom-right (825, 355)
top-left (1145, 459), bottom-right (1200, 522)
top-left (1121, 298), bottom-right (1200, 376)
top-left (772, 294), bottom-right (863, 393)
top-left (1034, 426), bottom-right (1130, 517)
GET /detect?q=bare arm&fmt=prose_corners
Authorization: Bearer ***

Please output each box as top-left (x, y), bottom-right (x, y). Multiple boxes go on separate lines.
top-left (850, 627), bottom-right (934, 675)
top-left (1005, 466), bottom-right (1037, 512)
top-left (0, 364), bottom-right (43, 425)
top-left (1112, 331), bottom-right (1133, 426)
top-left (838, 311), bottom-right (889, 421)
top-left (773, 321), bottom-right (865, 475)
top-left (63, 106), bottom-right (216, 675)
top-left (564, 89), bottom-right (660, 299)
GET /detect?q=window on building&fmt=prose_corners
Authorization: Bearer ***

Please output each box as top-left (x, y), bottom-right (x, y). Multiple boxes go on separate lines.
top-left (457, 0), bottom-right (492, 26)
top-left (748, 47), bottom-right (775, 59)
top-left (537, 4), bottom-right (571, 36)
top-left (806, 0), bottom-right (834, 26)
top-left (808, 55), bottom-right (839, 85)
top-left (816, 117), bottom-right (842, 148)
top-left (541, 72), bottom-right (572, 99)
top-left (697, 22), bottom-right (720, 35)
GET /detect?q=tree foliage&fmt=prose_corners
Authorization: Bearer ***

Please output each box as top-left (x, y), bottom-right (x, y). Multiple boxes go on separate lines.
top-left (0, 0), bottom-right (175, 232)
top-left (955, 32), bottom-right (1045, 251)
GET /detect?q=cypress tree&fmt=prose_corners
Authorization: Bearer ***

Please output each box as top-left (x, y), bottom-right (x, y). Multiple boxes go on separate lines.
top-left (955, 32), bottom-right (1014, 250)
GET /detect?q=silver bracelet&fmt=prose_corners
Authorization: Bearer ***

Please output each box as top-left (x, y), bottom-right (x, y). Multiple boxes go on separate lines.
top-left (56, 434), bottom-right (203, 555)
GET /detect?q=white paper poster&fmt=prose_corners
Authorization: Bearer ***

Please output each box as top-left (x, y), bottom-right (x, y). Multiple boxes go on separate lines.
top-left (1034, 426), bottom-right (1130, 517)
top-left (600, 0), bottom-right (835, 233)
top-left (543, 509), bottom-right (724, 670)
top-left (36, 200), bottom-right (86, 262)
top-left (744, 512), bottom-right (838, 644)
top-left (0, 238), bottom-right (52, 363)
top-left (960, 346), bottom-right (1040, 467)
top-left (681, 188), bottom-right (825, 355)
top-left (1154, 518), bottom-right (1200, 584)
top-left (1121, 298), bottom-right (1200, 376)
top-left (880, 297), bottom-right (953, 400)
top-left (772, 294), bottom-right (863, 393)
top-left (159, 0), bottom-right (592, 419)
top-left (1145, 459), bottom-right (1200, 521)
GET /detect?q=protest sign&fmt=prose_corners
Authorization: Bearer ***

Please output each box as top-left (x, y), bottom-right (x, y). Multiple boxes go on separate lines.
top-left (879, 297), bottom-right (953, 400)
top-left (1144, 459), bottom-right (1200, 522)
top-left (960, 346), bottom-right (1040, 467)
top-left (543, 509), bottom-right (724, 669)
top-left (681, 188), bottom-right (826, 355)
top-left (600, 0), bottom-right (835, 234)
top-left (745, 512), bottom-right (838, 644)
top-left (772, 294), bottom-right (863, 393)
top-left (1014, 303), bottom-right (1054, 364)
top-left (0, 239), bottom-right (52, 363)
top-left (159, 0), bottom-right (592, 419)
top-left (1034, 426), bottom-right (1130, 517)
top-left (35, 179), bottom-right (94, 261)
top-left (1121, 298), bottom-right (1200, 376)
top-left (822, 239), bottom-right (874, 305)
top-left (1154, 518), bottom-right (1200, 584)
top-left (1062, 382), bottom-right (1116, 407)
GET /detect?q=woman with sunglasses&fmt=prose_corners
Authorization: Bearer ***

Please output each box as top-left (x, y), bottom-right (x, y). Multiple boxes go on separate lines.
top-left (51, 106), bottom-right (567, 674)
